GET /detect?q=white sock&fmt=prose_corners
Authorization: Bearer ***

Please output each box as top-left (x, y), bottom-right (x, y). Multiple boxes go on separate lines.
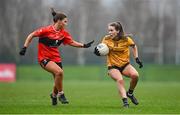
top-left (127, 92), bottom-right (133, 96)
top-left (57, 91), bottom-right (64, 97)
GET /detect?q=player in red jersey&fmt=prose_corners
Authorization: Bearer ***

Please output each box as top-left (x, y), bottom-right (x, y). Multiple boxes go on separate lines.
top-left (19, 8), bottom-right (94, 105)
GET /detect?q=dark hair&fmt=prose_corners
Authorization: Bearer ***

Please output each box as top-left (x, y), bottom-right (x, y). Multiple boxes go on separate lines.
top-left (109, 22), bottom-right (125, 39)
top-left (51, 8), bottom-right (67, 23)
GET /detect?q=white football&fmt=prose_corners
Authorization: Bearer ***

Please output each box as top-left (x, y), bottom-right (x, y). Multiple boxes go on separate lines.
top-left (96, 43), bottom-right (109, 56)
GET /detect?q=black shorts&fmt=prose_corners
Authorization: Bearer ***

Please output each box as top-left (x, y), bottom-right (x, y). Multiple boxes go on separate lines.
top-left (108, 63), bottom-right (129, 73)
top-left (40, 59), bottom-right (63, 69)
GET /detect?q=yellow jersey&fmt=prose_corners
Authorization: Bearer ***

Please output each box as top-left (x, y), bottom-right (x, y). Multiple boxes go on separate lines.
top-left (102, 35), bottom-right (135, 67)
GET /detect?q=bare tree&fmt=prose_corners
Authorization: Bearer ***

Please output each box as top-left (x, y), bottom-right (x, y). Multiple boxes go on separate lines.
top-left (156, 0), bottom-right (165, 64)
top-left (0, 0), bottom-right (44, 63)
top-left (176, 0), bottom-right (180, 64)
top-left (0, 0), bottom-right (179, 65)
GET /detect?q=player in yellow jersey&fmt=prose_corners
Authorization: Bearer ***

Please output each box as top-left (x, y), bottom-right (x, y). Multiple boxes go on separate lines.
top-left (94, 22), bottom-right (143, 108)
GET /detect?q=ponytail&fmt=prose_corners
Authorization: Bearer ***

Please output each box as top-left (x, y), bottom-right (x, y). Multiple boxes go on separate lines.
top-left (116, 22), bottom-right (124, 39)
top-left (51, 8), bottom-right (57, 17)
top-left (50, 8), bottom-right (67, 23)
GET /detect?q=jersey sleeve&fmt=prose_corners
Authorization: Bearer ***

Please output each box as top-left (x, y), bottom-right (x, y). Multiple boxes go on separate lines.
top-left (33, 27), bottom-right (48, 37)
top-left (63, 31), bottom-right (73, 45)
top-left (127, 37), bottom-right (135, 46)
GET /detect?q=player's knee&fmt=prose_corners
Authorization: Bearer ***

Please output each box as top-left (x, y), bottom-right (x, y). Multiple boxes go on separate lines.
top-left (130, 73), bottom-right (139, 80)
top-left (54, 69), bottom-right (63, 77)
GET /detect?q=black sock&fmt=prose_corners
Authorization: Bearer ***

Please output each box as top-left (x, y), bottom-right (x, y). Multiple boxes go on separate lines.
top-left (128, 89), bottom-right (134, 94)
top-left (122, 98), bottom-right (128, 105)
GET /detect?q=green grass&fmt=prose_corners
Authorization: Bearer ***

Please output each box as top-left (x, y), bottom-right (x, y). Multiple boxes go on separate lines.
top-left (0, 81), bottom-right (180, 114)
top-left (16, 65), bottom-right (105, 81)
top-left (16, 64), bottom-right (180, 81)
top-left (139, 64), bottom-right (180, 81)
top-left (1, 65), bottom-right (180, 114)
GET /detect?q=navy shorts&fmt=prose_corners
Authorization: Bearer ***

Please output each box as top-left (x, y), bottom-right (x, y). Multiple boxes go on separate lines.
top-left (108, 63), bottom-right (129, 73)
top-left (40, 59), bottom-right (63, 69)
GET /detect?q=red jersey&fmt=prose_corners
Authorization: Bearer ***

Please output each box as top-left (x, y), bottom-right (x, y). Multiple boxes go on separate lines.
top-left (33, 25), bottom-right (73, 63)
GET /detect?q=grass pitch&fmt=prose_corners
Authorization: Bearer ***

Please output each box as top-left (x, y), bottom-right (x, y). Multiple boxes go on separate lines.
top-left (0, 80), bottom-right (179, 114)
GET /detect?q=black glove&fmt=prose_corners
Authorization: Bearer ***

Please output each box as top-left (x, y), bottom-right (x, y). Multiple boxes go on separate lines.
top-left (19, 47), bottom-right (27, 56)
top-left (94, 47), bottom-right (100, 56)
top-left (135, 57), bottom-right (143, 68)
top-left (83, 40), bottom-right (94, 48)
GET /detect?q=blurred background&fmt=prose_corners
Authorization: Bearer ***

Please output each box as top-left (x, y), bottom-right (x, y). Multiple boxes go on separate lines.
top-left (0, 0), bottom-right (180, 114)
top-left (0, 0), bottom-right (180, 82)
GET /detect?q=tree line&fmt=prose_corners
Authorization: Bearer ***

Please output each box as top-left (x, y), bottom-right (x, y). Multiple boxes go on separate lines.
top-left (0, 0), bottom-right (179, 65)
